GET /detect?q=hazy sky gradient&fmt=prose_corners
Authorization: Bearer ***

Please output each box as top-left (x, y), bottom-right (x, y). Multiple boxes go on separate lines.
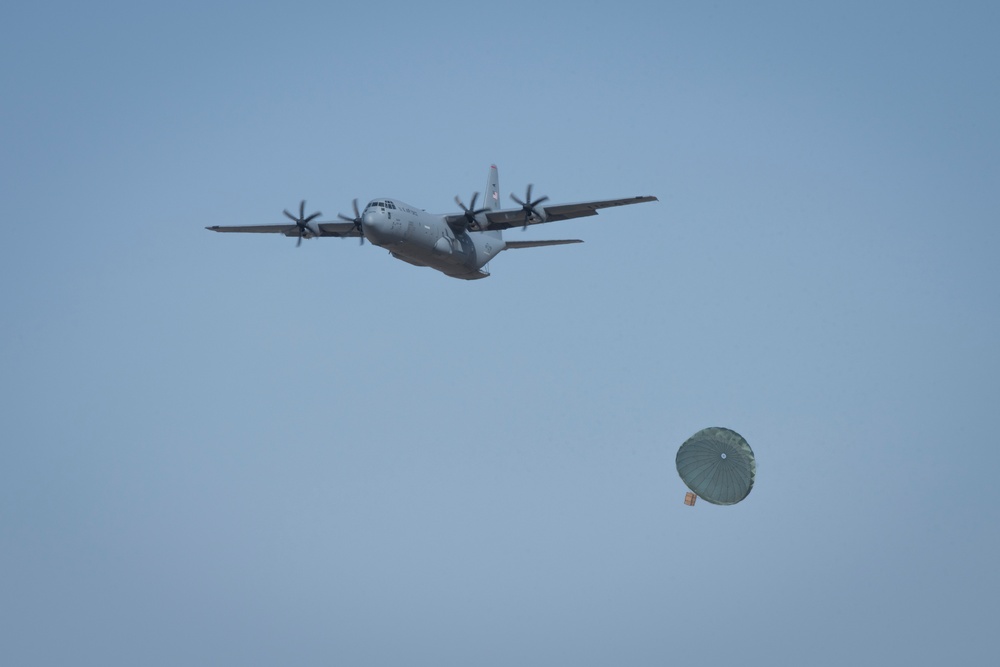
top-left (2, 2), bottom-right (998, 665)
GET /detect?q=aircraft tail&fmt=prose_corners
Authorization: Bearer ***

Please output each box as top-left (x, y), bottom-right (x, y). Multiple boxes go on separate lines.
top-left (482, 164), bottom-right (503, 240)
top-left (505, 239), bottom-right (583, 249)
top-left (485, 164), bottom-right (501, 211)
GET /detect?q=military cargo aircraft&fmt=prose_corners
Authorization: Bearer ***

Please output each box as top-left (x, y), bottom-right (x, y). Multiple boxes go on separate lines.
top-left (207, 165), bottom-right (657, 280)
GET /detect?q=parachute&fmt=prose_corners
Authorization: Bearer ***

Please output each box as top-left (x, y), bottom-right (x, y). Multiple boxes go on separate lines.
top-left (676, 427), bottom-right (756, 506)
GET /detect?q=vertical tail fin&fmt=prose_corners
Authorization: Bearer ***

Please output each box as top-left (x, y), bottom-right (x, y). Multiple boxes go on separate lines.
top-left (485, 164), bottom-right (500, 211)
top-left (483, 164), bottom-right (503, 240)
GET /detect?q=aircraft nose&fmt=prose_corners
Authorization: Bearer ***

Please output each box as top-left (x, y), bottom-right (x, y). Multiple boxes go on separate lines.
top-left (362, 211), bottom-right (382, 243)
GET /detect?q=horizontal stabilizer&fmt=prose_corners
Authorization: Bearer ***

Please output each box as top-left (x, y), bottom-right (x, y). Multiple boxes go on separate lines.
top-left (505, 239), bottom-right (583, 249)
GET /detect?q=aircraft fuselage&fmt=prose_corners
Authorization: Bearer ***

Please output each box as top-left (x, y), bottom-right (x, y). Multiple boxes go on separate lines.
top-left (361, 199), bottom-right (504, 280)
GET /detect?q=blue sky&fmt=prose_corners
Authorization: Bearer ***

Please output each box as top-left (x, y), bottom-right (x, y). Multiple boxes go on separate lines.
top-left (2, 1), bottom-right (998, 665)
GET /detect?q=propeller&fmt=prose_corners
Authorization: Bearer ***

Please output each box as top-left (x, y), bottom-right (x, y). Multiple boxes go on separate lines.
top-left (283, 200), bottom-right (322, 247)
top-left (510, 184), bottom-right (549, 230)
top-left (337, 198), bottom-right (365, 245)
top-left (455, 192), bottom-right (488, 231)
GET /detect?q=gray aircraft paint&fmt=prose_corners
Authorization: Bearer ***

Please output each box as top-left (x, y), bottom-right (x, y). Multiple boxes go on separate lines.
top-left (367, 198), bottom-right (504, 280)
top-left (207, 165), bottom-right (657, 280)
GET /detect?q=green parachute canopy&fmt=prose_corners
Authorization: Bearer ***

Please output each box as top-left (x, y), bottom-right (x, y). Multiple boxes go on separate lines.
top-left (676, 427), bottom-right (756, 505)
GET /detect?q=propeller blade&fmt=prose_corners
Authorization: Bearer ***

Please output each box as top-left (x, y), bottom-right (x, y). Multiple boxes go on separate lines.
top-left (512, 184), bottom-right (548, 230)
top-left (337, 199), bottom-right (365, 245)
top-left (456, 192), bottom-right (489, 230)
top-left (283, 200), bottom-right (322, 246)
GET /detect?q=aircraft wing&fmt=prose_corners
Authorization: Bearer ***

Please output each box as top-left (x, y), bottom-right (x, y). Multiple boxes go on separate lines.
top-left (483, 195), bottom-right (657, 230)
top-left (206, 222), bottom-right (361, 238)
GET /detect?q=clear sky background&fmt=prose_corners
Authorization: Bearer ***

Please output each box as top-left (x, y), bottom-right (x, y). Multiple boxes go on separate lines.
top-left (2, 1), bottom-right (998, 665)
